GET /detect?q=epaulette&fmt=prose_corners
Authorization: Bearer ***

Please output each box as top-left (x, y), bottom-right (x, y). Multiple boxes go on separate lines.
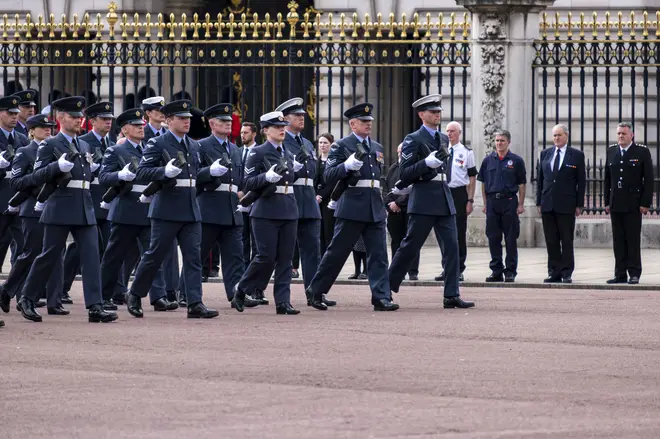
top-left (608, 144), bottom-right (618, 149)
top-left (636, 143), bottom-right (647, 148)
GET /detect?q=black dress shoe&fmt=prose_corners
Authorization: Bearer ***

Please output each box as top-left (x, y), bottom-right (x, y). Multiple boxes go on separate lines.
top-left (373, 299), bottom-right (399, 311)
top-left (0, 289), bottom-right (10, 313)
top-left (231, 285), bottom-right (246, 312)
top-left (628, 276), bottom-right (640, 285)
top-left (443, 296), bottom-right (475, 309)
top-left (322, 294), bottom-right (336, 307)
top-left (178, 291), bottom-right (187, 307)
top-left (254, 289), bottom-right (269, 305)
top-left (459, 273), bottom-right (465, 282)
top-left (153, 297), bottom-right (178, 311)
top-left (358, 273), bottom-right (367, 280)
top-left (201, 275), bottom-right (209, 283)
top-left (102, 299), bottom-right (118, 311)
top-left (309, 289), bottom-right (328, 311)
top-left (61, 293), bottom-right (73, 305)
top-left (231, 294), bottom-right (259, 309)
top-left (0, 319), bottom-right (4, 327)
top-left (275, 302), bottom-right (300, 315)
top-left (543, 276), bottom-right (562, 283)
top-left (47, 306), bottom-right (70, 316)
top-left (486, 274), bottom-right (504, 282)
top-left (408, 274), bottom-right (419, 281)
top-left (112, 293), bottom-right (127, 305)
top-left (166, 290), bottom-right (178, 302)
top-left (35, 299), bottom-right (47, 308)
top-left (504, 274), bottom-right (516, 283)
top-left (88, 304), bottom-right (118, 323)
top-left (434, 273), bottom-right (445, 281)
top-left (291, 269), bottom-right (300, 279)
top-left (347, 273), bottom-right (359, 280)
top-left (187, 302), bottom-right (219, 319)
top-left (562, 277), bottom-right (573, 284)
top-left (606, 277), bottom-right (628, 284)
top-left (19, 297), bottom-right (42, 322)
top-left (210, 269), bottom-right (219, 277)
top-left (127, 293), bottom-right (143, 318)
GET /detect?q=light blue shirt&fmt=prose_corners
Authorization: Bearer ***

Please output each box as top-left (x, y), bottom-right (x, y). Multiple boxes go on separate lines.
top-left (422, 125), bottom-right (439, 139)
top-left (352, 133), bottom-right (370, 147)
top-left (148, 123), bottom-right (163, 136)
top-left (60, 131), bottom-right (74, 144)
top-left (213, 135), bottom-right (230, 150)
top-left (168, 130), bottom-right (186, 144)
top-left (1, 127), bottom-right (15, 140)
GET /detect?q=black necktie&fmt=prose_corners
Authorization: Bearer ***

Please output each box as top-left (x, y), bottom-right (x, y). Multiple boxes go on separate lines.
top-left (71, 138), bottom-right (78, 150)
top-left (137, 143), bottom-right (143, 155)
top-left (295, 135), bottom-right (303, 146)
top-left (447, 147), bottom-right (454, 183)
top-left (553, 149), bottom-right (561, 175)
top-left (242, 148), bottom-right (248, 165)
top-left (434, 131), bottom-right (441, 145)
top-left (362, 139), bottom-right (369, 153)
top-left (277, 146), bottom-right (283, 156)
top-left (101, 137), bottom-right (107, 150)
top-left (155, 129), bottom-right (160, 137)
top-left (7, 133), bottom-right (14, 145)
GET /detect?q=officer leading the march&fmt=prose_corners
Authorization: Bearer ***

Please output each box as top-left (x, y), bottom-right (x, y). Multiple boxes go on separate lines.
top-left (99, 108), bottom-right (174, 312)
top-left (126, 99), bottom-right (218, 319)
top-left (17, 96), bottom-right (118, 323)
top-left (305, 103), bottom-right (398, 312)
top-left (231, 111), bottom-right (300, 315)
top-left (388, 95), bottom-right (474, 309)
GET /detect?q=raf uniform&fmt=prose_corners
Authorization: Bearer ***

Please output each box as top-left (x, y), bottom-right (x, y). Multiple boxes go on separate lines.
top-left (239, 142), bottom-right (258, 268)
top-left (477, 147), bottom-right (527, 282)
top-left (231, 111), bottom-right (300, 315)
top-left (305, 103), bottom-right (398, 312)
top-left (11, 89), bottom-right (38, 137)
top-left (61, 102), bottom-right (115, 298)
top-left (0, 115), bottom-right (65, 315)
top-left (0, 96), bottom-right (29, 267)
top-left (17, 96), bottom-right (117, 323)
top-left (536, 144), bottom-right (586, 282)
top-left (193, 103), bottom-right (246, 303)
top-left (388, 95), bottom-right (473, 308)
top-left (126, 99), bottom-right (218, 319)
top-left (275, 98), bottom-right (322, 291)
top-left (604, 141), bottom-right (653, 284)
top-left (142, 96), bottom-right (180, 302)
top-left (99, 108), bottom-right (172, 311)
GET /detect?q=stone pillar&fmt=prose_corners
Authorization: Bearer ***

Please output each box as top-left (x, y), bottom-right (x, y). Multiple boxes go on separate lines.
top-left (455, 0), bottom-right (555, 247)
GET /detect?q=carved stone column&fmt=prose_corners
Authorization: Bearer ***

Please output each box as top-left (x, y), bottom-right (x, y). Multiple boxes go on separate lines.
top-left (456, 0), bottom-right (555, 247)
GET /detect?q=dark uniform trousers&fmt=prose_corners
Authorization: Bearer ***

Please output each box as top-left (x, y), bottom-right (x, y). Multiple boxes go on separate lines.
top-left (441, 186), bottom-right (468, 273)
top-left (541, 213), bottom-right (576, 278)
top-left (3, 217), bottom-right (63, 307)
top-left (486, 195), bottom-right (520, 276)
top-left (386, 211), bottom-right (419, 276)
top-left (295, 218), bottom-right (321, 289)
top-left (241, 212), bottom-right (257, 268)
top-left (163, 239), bottom-right (180, 295)
top-left (611, 212), bottom-right (642, 278)
top-left (101, 223), bottom-right (166, 304)
top-left (0, 214), bottom-right (23, 267)
top-left (62, 221), bottom-right (110, 294)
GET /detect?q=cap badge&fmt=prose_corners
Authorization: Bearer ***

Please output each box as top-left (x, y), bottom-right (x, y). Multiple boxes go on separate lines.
top-left (77, 101), bottom-right (82, 108)
top-left (278, 116), bottom-right (284, 121)
top-left (182, 103), bottom-right (188, 109)
top-left (11, 99), bottom-right (17, 105)
top-left (365, 106), bottom-right (370, 113)
top-left (135, 111), bottom-right (141, 117)
top-left (160, 100), bottom-right (165, 106)
top-left (105, 104), bottom-right (110, 110)
top-left (43, 117), bottom-right (48, 122)
top-left (224, 106), bottom-right (229, 112)
top-left (26, 93), bottom-right (31, 99)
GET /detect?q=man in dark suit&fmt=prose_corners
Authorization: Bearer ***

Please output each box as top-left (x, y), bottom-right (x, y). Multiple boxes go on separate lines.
top-left (382, 143), bottom-right (419, 280)
top-left (125, 99), bottom-right (218, 319)
top-left (99, 108), bottom-right (175, 312)
top-left (388, 95), bottom-right (473, 309)
top-left (536, 124), bottom-right (586, 283)
top-left (0, 95), bottom-right (29, 268)
top-left (16, 96), bottom-right (117, 323)
top-left (604, 122), bottom-right (653, 284)
top-left (238, 122), bottom-right (258, 269)
top-left (305, 103), bottom-right (399, 312)
top-left (231, 111), bottom-right (300, 315)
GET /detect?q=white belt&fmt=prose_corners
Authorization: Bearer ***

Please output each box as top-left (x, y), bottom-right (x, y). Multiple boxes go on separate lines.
top-left (430, 174), bottom-right (447, 182)
top-left (175, 179), bottom-right (196, 187)
top-left (130, 184), bottom-right (148, 193)
top-left (274, 186), bottom-right (295, 195)
top-left (292, 178), bottom-right (314, 187)
top-left (215, 183), bottom-right (238, 193)
top-left (91, 178), bottom-right (100, 185)
top-left (66, 180), bottom-right (91, 189)
top-left (352, 179), bottom-right (381, 189)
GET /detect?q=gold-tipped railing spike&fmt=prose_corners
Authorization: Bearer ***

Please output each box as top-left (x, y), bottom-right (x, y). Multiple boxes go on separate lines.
top-left (61, 14), bottom-right (69, 40)
top-left (203, 13), bottom-right (211, 39)
top-left (37, 14), bottom-right (44, 39)
top-left (630, 11), bottom-right (636, 37)
top-left (168, 13), bottom-right (176, 39)
top-left (656, 11), bottom-right (660, 37)
top-left (120, 13), bottom-right (128, 39)
top-left (72, 13), bottom-right (80, 39)
top-left (388, 13), bottom-right (396, 39)
top-left (617, 11), bottom-right (623, 38)
top-left (302, 12), bottom-right (311, 38)
top-left (642, 11), bottom-right (648, 37)
top-left (264, 13), bottom-right (272, 39)
top-left (567, 12), bottom-right (572, 38)
top-left (364, 13), bottom-right (371, 39)
top-left (449, 12), bottom-right (456, 38)
top-left (462, 12), bottom-right (469, 38)
top-left (554, 12), bottom-right (560, 37)
top-left (157, 13), bottom-right (164, 39)
top-left (145, 13), bottom-right (152, 39)
top-left (216, 13), bottom-right (224, 39)
top-left (286, 1), bottom-right (299, 39)
top-left (192, 13), bottom-right (200, 39)
top-left (180, 13), bottom-right (188, 39)
top-left (313, 13), bottom-right (321, 39)
top-left (326, 13), bottom-right (333, 40)
top-left (352, 13), bottom-right (359, 39)
top-left (2, 15), bottom-right (8, 40)
top-left (412, 13), bottom-right (420, 39)
top-left (592, 12), bottom-right (598, 38)
top-left (96, 13), bottom-right (103, 39)
top-left (541, 12), bottom-right (548, 39)
top-left (375, 13), bottom-right (383, 38)
top-left (48, 14), bottom-right (55, 39)
top-left (276, 13), bottom-right (284, 39)
top-left (238, 13), bottom-right (247, 39)
top-left (424, 13), bottom-right (432, 40)
top-left (14, 13), bottom-right (21, 40)
top-left (438, 13), bottom-right (444, 39)
top-left (25, 14), bottom-right (33, 40)
top-left (604, 11), bottom-right (611, 38)
top-left (227, 13), bottom-right (235, 38)
top-left (400, 13), bottom-right (408, 39)
top-left (252, 13), bottom-right (260, 39)
top-left (339, 13), bottom-right (346, 39)
top-left (107, 1), bottom-right (118, 38)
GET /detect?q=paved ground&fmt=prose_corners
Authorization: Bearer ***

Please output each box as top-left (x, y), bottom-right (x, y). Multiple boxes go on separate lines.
top-left (2, 282), bottom-right (660, 438)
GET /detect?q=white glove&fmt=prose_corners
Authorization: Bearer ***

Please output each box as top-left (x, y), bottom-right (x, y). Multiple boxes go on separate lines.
top-left (90, 162), bottom-right (100, 173)
top-left (100, 201), bottom-right (112, 210)
top-left (265, 165), bottom-right (282, 183)
top-left (343, 153), bottom-right (364, 172)
top-left (293, 159), bottom-right (304, 172)
top-left (424, 151), bottom-right (443, 169)
top-left (164, 158), bottom-right (182, 178)
top-left (139, 194), bottom-right (153, 204)
top-left (236, 205), bottom-right (250, 213)
top-left (328, 200), bottom-right (337, 210)
top-left (210, 159), bottom-right (229, 177)
top-left (58, 154), bottom-right (74, 173)
top-left (392, 185), bottom-right (412, 195)
top-left (0, 153), bottom-right (11, 169)
top-left (7, 205), bottom-right (19, 213)
top-left (34, 201), bottom-right (45, 212)
top-left (118, 164), bottom-right (136, 181)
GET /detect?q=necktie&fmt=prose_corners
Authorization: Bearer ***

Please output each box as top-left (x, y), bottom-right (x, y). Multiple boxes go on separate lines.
top-left (434, 131), bottom-right (441, 145)
top-left (101, 137), bottom-right (107, 150)
top-left (277, 146), bottom-right (283, 156)
top-left (552, 148), bottom-right (561, 175)
top-left (7, 133), bottom-right (14, 145)
top-left (137, 143), bottom-right (143, 155)
top-left (242, 148), bottom-right (248, 165)
top-left (362, 139), bottom-right (369, 153)
top-left (71, 138), bottom-right (78, 150)
top-left (295, 135), bottom-right (303, 146)
top-left (447, 147), bottom-right (454, 183)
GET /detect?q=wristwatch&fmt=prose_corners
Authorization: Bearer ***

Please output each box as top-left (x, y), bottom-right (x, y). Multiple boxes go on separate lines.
top-left (467, 199), bottom-right (474, 203)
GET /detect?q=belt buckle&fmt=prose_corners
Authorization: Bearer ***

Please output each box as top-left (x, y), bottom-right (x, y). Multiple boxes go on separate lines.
top-left (617, 181), bottom-right (622, 189)
top-left (495, 193), bottom-right (501, 199)
top-left (370, 180), bottom-right (374, 188)
top-left (82, 181), bottom-right (87, 190)
top-left (285, 185), bottom-right (289, 194)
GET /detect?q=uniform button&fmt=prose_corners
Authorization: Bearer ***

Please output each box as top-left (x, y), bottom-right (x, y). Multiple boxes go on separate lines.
top-left (285, 171), bottom-right (289, 175)
top-left (619, 177), bottom-right (623, 180)
top-left (620, 169), bottom-right (623, 172)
